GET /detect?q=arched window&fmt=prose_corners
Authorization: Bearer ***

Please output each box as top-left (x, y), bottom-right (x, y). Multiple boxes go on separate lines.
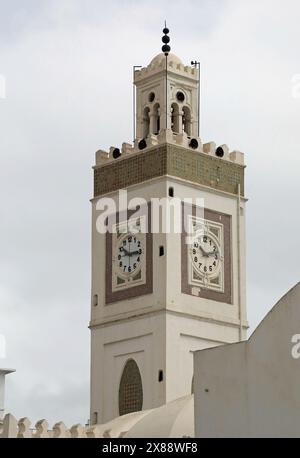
top-left (152, 103), bottom-right (160, 135)
top-left (119, 359), bottom-right (143, 416)
top-left (182, 106), bottom-right (191, 136)
top-left (143, 107), bottom-right (150, 138)
top-left (171, 103), bottom-right (180, 133)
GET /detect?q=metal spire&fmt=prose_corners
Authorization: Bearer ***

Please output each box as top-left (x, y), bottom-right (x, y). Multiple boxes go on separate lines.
top-left (161, 22), bottom-right (171, 56)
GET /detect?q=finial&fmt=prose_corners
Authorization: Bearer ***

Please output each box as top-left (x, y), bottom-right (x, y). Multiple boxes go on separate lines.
top-left (162, 22), bottom-right (171, 56)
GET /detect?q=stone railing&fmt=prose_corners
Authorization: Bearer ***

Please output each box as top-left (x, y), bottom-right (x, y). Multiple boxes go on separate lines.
top-left (0, 414), bottom-right (126, 438)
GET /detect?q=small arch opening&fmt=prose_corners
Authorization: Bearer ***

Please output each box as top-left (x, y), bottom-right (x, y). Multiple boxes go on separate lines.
top-left (183, 106), bottom-right (191, 136)
top-left (143, 107), bottom-right (150, 138)
top-left (169, 187), bottom-right (174, 198)
top-left (93, 294), bottom-right (98, 307)
top-left (171, 103), bottom-right (180, 133)
top-left (152, 103), bottom-right (160, 135)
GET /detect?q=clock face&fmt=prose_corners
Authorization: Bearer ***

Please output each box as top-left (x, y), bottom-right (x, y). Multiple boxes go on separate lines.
top-left (182, 211), bottom-right (232, 302)
top-left (107, 213), bottom-right (152, 303)
top-left (186, 214), bottom-right (225, 293)
top-left (191, 234), bottom-right (221, 277)
top-left (116, 234), bottom-right (143, 278)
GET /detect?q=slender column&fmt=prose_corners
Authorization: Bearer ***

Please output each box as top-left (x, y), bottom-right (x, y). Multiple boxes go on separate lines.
top-left (150, 112), bottom-right (156, 135)
top-left (178, 110), bottom-right (183, 134)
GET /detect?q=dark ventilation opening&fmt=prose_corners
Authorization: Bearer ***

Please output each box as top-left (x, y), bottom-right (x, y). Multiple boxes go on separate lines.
top-left (169, 187), bottom-right (174, 198)
top-left (189, 139), bottom-right (199, 150)
top-left (93, 295), bottom-right (98, 307)
top-left (148, 92), bottom-right (155, 102)
top-left (159, 246), bottom-right (165, 257)
top-left (113, 148), bottom-right (121, 159)
top-left (176, 91), bottom-right (185, 102)
top-left (138, 139), bottom-right (147, 150)
top-left (216, 146), bottom-right (225, 158)
top-left (158, 370), bottom-right (164, 382)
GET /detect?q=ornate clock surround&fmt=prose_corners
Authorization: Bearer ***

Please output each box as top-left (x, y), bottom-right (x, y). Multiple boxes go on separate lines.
top-left (181, 206), bottom-right (232, 304)
top-left (105, 205), bottom-right (153, 305)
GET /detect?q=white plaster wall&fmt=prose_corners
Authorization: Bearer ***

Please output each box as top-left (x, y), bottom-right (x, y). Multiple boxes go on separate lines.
top-left (165, 312), bottom-right (240, 404)
top-left (90, 178), bottom-right (169, 423)
top-left (165, 176), bottom-right (247, 333)
top-left (90, 178), bottom-right (168, 326)
top-left (194, 283), bottom-right (300, 438)
top-left (90, 312), bottom-right (166, 423)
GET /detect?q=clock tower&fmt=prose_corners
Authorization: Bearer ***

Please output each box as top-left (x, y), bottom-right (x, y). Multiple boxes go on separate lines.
top-left (90, 28), bottom-right (248, 425)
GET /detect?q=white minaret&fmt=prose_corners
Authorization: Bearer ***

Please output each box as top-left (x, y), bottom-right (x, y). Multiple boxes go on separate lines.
top-left (90, 27), bottom-right (248, 425)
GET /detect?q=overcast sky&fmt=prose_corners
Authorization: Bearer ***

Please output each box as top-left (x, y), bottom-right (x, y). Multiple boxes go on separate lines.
top-left (0, 0), bottom-right (300, 427)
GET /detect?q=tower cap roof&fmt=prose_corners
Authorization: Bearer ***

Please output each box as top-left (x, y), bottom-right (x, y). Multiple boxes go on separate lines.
top-left (149, 52), bottom-right (183, 67)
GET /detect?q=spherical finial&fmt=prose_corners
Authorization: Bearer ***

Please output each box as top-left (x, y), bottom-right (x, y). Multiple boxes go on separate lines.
top-left (161, 22), bottom-right (171, 56)
top-left (162, 45), bottom-right (171, 55)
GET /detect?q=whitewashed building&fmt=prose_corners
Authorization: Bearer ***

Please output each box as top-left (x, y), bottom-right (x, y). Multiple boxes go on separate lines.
top-left (0, 369), bottom-right (15, 421)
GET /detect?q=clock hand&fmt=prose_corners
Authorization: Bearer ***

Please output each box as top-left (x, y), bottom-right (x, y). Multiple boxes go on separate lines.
top-left (130, 250), bottom-right (141, 256)
top-left (199, 246), bottom-right (209, 257)
top-left (207, 250), bottom-right (219, 258)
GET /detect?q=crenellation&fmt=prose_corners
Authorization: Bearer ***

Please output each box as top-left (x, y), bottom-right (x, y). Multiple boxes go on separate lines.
top-left (122, 142), bottom-right (134, 155)
top-left (70, 423), bottom-right (87, 438)
top-left (18, 417), bottom-right (31, 438)
top-left (95, 149), bottom-right (110, 165)
top-left (34, 419), bottom-right (49, 438)
top-left (229, 150), bottom-right (244, 165)
top-left (94, 136), bottom-right (244, 176)
top-left (53, 421), bottom-right (71, 438)
top-left (203, 142), bottom-right (216, 155)
top-left (134, 59), bottom-right (198, 83)
top-left (0, 413), bottom-right (116, 438)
